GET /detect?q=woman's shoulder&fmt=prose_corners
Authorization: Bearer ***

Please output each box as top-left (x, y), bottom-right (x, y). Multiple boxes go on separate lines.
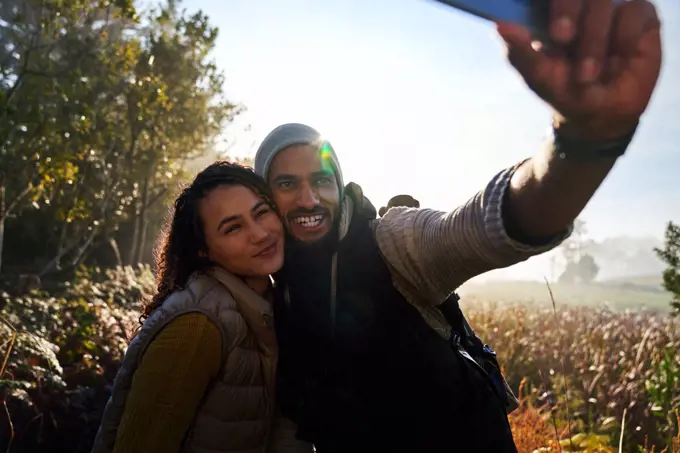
top-left (159, 271), bottom-right (240, 317)
top-left (155, 313), bottom-right (223, 353)
top-left (145, 273), bottom-right (247, 356)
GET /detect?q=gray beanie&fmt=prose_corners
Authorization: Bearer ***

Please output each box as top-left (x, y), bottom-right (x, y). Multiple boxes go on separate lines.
top-left (254, 123), bottom-right (344, 190)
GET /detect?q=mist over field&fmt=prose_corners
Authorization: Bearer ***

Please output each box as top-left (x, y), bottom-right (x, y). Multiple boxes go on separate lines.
top-left (477, 235), bottom-right (665, 282)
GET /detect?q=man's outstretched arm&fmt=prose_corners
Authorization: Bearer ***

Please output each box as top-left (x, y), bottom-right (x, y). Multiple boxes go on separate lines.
top-left (375, 0), bottom-right (662, 304)
top-left (498, 0), bottom-right (661, 240)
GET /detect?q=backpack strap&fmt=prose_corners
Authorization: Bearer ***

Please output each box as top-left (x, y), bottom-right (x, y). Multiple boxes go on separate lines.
top-left (437, 292), bottom-right (519, 413)
top-left (438, 292), bottom-right (471, 345)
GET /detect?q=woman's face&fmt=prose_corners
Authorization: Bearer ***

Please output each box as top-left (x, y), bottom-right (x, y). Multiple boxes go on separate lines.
top-left (199, 184), bottom-right (284, 278)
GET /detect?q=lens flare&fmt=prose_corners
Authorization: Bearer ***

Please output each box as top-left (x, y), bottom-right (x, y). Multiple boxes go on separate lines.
top-left (320, 140), bottom-right (335, 174)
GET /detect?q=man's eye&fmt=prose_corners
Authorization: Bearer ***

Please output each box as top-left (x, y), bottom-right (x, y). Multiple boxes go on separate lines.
top-left (277, 181), bottom-right (292, 189)
top-left (256, 208), bottom-right (270, 217)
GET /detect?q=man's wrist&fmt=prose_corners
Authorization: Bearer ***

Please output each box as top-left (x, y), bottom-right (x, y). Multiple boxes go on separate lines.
top-left (551, 117), bottom-right (639, 162)
top-left (553, 115), bottom-right (640, 142)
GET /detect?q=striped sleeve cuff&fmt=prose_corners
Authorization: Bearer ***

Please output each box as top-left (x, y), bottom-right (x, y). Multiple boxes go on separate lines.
top-left (483, 161), bottom-right (573, 257)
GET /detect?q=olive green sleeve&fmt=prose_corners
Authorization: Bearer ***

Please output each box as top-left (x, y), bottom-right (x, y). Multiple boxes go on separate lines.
top-left (114, 313), bottom-right (223, 453)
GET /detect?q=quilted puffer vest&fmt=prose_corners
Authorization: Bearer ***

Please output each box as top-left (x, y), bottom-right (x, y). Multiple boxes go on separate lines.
top-left (91, 267), bottom-right (281, 453)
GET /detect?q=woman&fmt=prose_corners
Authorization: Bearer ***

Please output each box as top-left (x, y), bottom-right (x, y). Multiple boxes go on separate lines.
top-left (91, 161), bottom-right (312, 453)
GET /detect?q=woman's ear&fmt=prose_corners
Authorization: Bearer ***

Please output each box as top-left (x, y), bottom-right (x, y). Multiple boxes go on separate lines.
top-left (378, 207), bottom-right (387, 217)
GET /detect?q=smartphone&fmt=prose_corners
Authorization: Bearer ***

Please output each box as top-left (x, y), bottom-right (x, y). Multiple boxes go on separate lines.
top-left (432, 0), bottom-right (625, 42)
top-left (431, 0), bottom-right (551, 40)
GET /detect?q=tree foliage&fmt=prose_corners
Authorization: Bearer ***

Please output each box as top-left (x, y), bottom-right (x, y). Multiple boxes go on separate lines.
top-left (0, 0), bottom-right (241, 277)
top-left (557, 218), bottom-right (601, 284)
top-left (655, 221), bottom-right (680, 315)
top-left (560, 219), bottom-right (590, 264)
top-left (559, 253), bottom-right (600, 284)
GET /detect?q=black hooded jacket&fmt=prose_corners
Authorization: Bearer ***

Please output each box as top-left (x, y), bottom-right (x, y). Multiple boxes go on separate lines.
top-left (273, 184), bottom-right (518, 453)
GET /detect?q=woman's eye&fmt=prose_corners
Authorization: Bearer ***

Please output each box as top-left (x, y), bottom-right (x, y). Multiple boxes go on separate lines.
top-left (316, 177), bottom-right (332, 186)
top-left (256, 209), bottom-right (270, 217)
top-left (224, 225), bottom-right (240, 235)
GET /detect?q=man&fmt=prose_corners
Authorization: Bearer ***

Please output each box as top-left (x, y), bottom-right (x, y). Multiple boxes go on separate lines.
top-left (254, 1), bottom-right (662, 452)
top-left (378, 194), bottom-right (420, 217)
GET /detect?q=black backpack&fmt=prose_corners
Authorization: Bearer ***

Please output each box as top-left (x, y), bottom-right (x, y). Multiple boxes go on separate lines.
top-left (438, 292), bottom-right (519, 413)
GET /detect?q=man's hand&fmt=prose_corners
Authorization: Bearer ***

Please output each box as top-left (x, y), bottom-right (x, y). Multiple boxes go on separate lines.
top-left (498, 0), bottom-right (662, 141)
top-left (495, 0), bottom-right (663, 241)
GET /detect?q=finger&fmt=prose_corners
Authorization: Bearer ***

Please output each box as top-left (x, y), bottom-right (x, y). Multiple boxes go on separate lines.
top-left (601, 2), bottom-right (630, 83)
top-left (497, 22), bottom-right (533, 50)
top-left (549, 0), bottom-right (583, 44)
top-left (610, 0), bottom-right (662, 108)
top-left (630, 26), bottom-right (663, 110)
top-left (632, 24), bottom-right (663, 107)
top-left (609, 0), bottom-right (660, 59)
top-left (497, 23), bottom-right (553, 96)
top-left (601, 55), bottom-right (622, 84)
top-left (576, 0), bottom-right (614, 83)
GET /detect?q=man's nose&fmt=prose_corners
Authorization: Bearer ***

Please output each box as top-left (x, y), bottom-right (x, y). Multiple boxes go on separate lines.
top-left (297, 183), bottom-right (320, 209)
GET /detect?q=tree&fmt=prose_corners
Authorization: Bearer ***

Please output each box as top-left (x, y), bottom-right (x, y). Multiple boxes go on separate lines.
top-left (556, 218), bottom-right (601, 284)
top-left (654, 221), bottom-right (680, 315)
top-left (231, 156), bottom-right (254, 167)
top-left (560, 218), bottom-right (589, 264)
top-left (558, 253), bottom-right (600, 284)
top-left (0, 0), bottom-right (242, 276)
top-left (0, 0), bottom-right (136, 274)
top-left (119, 1), bottom-right (241, 265)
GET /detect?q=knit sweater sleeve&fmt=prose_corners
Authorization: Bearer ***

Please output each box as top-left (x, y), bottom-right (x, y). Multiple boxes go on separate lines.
top-left (114, 313), bottom-right (223, 453)
top-left (374, 162), bottom-right (572, 305)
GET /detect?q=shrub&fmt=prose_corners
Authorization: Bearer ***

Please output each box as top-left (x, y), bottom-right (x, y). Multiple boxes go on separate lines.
top-left (655, 221), bottom-right (680, 315)
top-left (0, 265), bottom-right (153, 453)
top-left (1, 270), bottom-right (679, 452)
top-left (464, 298), bottom-right (680, 450)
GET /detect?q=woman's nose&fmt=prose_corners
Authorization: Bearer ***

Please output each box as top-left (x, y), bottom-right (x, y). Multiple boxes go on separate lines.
top-left (250, 223), bottom-right (269, 243)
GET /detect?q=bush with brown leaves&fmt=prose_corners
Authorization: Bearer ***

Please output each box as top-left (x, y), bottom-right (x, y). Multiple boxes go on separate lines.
top-left (465, 298), bottom-right (680, 452)
top-left (1, 273), bottom-right (679, 452)
top-left (0, 265), bottom-right (154, 453)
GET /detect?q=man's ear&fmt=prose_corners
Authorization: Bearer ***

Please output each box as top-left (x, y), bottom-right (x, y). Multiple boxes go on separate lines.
top-left (378, 207), bottom-right (387, 217)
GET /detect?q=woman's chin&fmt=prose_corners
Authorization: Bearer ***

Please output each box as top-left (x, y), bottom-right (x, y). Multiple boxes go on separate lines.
top-left (256, 251), bottom-right (284, 276)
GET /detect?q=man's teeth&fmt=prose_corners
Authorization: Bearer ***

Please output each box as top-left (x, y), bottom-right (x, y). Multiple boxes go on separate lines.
top-left (294, 214), bottom-right (324, 228)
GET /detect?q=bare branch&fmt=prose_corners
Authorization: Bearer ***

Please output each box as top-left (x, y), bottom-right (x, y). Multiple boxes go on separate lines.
top-left (4, 184), bottom-right (33, 218)
top-left (146, 187), bottom-right (167, 208)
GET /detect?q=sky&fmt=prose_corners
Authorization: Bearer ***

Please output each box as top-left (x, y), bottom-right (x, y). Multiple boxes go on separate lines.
top-left (188, 0), bottom-right (680, 243)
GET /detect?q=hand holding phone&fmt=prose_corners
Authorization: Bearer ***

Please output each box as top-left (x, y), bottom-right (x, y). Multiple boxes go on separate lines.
top-left (433, 0), bottom-right (662, 145)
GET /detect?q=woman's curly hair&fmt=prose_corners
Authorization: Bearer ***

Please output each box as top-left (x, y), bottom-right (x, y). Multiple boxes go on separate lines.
top-left (140, 160), bottom-right (277, 325)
